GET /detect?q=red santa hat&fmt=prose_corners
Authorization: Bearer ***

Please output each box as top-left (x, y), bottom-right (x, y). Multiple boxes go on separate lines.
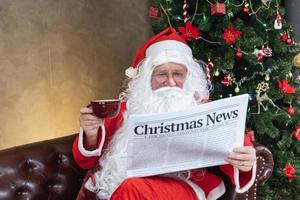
top-left (125, 27), bottom-right (193, 78)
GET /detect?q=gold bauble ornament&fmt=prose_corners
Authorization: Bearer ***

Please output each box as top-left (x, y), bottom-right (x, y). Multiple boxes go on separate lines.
top-left (285, 72), bottom-right (293, 78)
top-left (234, 86), bottom-right (240, 93)
top-left (265, 74), bottom-right (270, 81)
top-left (293, 52), bottom-right (300, 68)
top-left (214, 69), bottom-right (220, 76)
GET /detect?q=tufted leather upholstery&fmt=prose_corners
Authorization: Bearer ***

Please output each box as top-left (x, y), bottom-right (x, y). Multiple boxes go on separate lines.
top-left (0, 135), bottom-right (273, 200)
top-left (0, 135), bottom-right (85, 200)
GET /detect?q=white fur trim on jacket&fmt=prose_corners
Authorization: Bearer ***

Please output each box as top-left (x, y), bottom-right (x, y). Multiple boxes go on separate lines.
top-left (78, 125), bottom-right (106, 157)
top-left (184, 179), bottom-right (206, 200)
top-left (185, 179), bottom-right (226, 200)
top-left (207, 181), bottom-right (226, 200)
top-left (234, 160), bottom-right (257, 193)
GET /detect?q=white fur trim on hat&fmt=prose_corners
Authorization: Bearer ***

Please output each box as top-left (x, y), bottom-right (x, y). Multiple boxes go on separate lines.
top-left (150, 50), bottom-right (192, 70)
top-left (146, 40), bottom-right (192, 58)
top-left (125, 66), bottom-right (138, 78)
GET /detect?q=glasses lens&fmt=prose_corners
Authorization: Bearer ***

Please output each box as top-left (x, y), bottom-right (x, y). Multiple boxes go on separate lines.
top-left (153, 71), bottom-right (187, 83)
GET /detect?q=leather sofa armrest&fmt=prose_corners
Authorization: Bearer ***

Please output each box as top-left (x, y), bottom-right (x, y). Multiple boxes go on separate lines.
top-left (254, 143), bottom-right (274, 185)
top-left (220, 143), bottom-right (274, 200)
top-left (230, 143), bottom-right (274, 200)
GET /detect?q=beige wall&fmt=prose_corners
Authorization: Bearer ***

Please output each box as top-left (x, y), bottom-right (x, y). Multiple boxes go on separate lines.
top-left (0, 0), bottom-right (151, 149)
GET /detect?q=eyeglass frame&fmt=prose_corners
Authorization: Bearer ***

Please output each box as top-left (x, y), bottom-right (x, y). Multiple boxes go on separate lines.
top-left (151, 67), bottom-right (189, 83)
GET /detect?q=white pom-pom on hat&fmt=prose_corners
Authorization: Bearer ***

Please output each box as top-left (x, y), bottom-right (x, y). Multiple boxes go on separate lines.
top-left (125, 66), bottom-right (138, 78)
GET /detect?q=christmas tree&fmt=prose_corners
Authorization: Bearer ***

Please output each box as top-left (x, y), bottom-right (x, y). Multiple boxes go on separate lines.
top-left (150, 0), bottom-right (300, 199)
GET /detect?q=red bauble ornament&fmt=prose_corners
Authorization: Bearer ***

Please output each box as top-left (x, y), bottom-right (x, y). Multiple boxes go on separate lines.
top-left (288, 105), bottom-right (295, 115)
top-left (280, 33), bottom-right (287, 42)
top-left (148, 5), bottom-right (161, 18)
top-left (283, 163), bottom-right (295, 182)
top-left (235, 49), bottom-right (243, 59)
top-left (211, 2), bottom-right (226, 15)
top-left (285, 38), bottom-right (293, 45)
top-left (243, 6), bottom-right (250, 14)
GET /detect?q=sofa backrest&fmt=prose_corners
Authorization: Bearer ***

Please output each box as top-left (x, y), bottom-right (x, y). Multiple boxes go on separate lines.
top-left (0, 134), bottom-right (85, 200)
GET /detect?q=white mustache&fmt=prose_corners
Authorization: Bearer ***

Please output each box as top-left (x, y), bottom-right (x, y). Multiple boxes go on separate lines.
top-left (153, 86), bottom-right (183, 94)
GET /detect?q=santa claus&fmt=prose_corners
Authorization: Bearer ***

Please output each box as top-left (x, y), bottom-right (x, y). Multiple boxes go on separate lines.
top-left (73, 27), bottom-right (257, 200)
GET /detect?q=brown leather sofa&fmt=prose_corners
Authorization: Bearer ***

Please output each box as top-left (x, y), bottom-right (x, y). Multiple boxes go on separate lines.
top-left (0, 134), bottom-right (274, 200)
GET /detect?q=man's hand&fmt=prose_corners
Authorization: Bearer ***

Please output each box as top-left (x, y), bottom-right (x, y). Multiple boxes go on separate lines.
top-left (80, 107), bottom-right (103, 149)
top-left (225, 146), bottom-right (256, 172)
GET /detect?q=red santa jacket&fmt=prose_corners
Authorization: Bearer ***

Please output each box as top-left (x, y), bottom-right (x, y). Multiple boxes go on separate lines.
top-left (72, 101), bottom-right (256, 199)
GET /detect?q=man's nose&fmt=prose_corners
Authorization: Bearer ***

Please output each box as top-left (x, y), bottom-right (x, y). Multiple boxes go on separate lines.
top-left (165, 74), bottom-right (177, 87)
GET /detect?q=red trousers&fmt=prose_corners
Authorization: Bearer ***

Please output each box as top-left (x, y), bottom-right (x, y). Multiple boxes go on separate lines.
top-left (76, 175), bottom-right (198, 200)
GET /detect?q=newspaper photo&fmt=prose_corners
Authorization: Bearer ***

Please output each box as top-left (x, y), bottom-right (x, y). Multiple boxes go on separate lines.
top-left (126, 94), bottom-right (249, 177)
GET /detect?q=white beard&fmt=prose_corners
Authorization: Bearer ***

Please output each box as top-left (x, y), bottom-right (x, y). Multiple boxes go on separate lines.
top-left (128, 86), bottom-right (199, 115)
top-left (85, 87), bottom-right (201, 199)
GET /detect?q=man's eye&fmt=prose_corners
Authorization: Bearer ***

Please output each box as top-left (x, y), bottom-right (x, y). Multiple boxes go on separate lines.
top-left (157, 73), bottom-right (167, 77)
top-left (174, 72), bottom-right (183, 75)
top-left (174, 73), bottom-right (185, 77)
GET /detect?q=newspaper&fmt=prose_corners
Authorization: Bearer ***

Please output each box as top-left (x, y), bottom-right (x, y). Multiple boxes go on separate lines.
top-left (126, 94), bottom-right (249, 177)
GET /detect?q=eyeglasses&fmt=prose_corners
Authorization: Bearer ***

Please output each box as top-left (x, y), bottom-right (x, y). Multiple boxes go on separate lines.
top-left (151, 71), bottom-right (187, 83)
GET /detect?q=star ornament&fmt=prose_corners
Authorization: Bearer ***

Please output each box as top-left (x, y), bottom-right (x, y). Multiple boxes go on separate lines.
top-left (178, 21), bottom-right (200, 41)
top-left (223, 25), bottom-right (241, 44)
